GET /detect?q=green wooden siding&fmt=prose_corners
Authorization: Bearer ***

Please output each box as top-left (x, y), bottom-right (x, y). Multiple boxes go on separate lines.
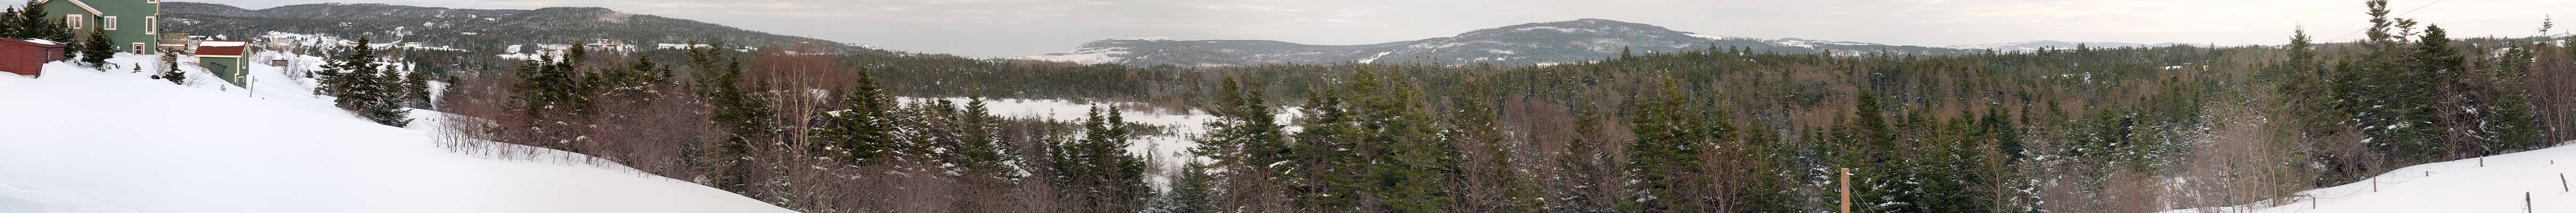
top-left (200, 56), bottom-right (245, 87)
top-left (40, 0), bottom-right (158, 54)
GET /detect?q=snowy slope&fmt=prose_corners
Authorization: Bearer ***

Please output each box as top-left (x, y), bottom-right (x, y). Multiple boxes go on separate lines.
top-left (0, 54), bottom-right (793, 212)
top-left (2163, 143), bottom-right (2576, 213)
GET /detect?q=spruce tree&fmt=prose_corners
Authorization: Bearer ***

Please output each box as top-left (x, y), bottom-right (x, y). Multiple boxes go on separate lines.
top-left (1150, 161), bottom-right (1218, 213)
top-left (316, 37), bottom-right (409, 127)
top-left (401, 68), bottom-right (431, 109)
top-left (1188, 76), bottom-right (1288, 211)
top-left (703, 59), bottom-right (772, 196)
top-left (1, 7), bottom-right (17, 37)
top-left (1286, 87), bottom-right (1366, 212)
top-left (1052, 106), bottom-right (1152, 213)
top-left (160, 58), bottom-right (185, 85)
top-left (79, 28), bottom-right (112, 65)
top-left (817, 68), bottom-right (896, 165)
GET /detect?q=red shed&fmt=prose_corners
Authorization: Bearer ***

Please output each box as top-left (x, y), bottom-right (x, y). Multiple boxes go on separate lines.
top-left (0, 38), bottom-right (66, 77)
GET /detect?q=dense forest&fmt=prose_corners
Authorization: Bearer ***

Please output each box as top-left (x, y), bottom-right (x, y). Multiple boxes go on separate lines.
top-left (358, 1), bottom-right (2576, 212)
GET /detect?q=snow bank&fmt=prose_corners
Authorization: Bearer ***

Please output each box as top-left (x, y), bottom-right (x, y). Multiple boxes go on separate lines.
top-left (0, 55), bottom-right (792, 212)
top-left (2162, 144), bottom-right (2576, 213)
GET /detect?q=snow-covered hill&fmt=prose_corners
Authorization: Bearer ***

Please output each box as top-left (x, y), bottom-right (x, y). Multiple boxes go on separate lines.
top-left (1015, 19), bottom-right (1977, 67)
top-left (2164, 142), bottom-right (2576, 212)
top-left (0, 54), bottom-right (792, 212)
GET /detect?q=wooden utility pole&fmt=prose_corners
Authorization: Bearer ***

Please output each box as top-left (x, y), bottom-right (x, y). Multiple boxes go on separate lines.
top-left (1841, 168), bottom-right (1852, 213)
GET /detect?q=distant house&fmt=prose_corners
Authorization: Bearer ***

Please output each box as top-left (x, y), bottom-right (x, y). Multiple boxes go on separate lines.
top-left (0, 38), bottom-right (68, 77)
top-left (583, 39), bottom-right (631, 52)
top-left (195, 40), bottom-right (250, 87)
top-left (155, 32), bottom-right (191, 53)
top-left (656, 43), bottom-right (712, 50)
top-left (38, 0), bottom-right (161, 55)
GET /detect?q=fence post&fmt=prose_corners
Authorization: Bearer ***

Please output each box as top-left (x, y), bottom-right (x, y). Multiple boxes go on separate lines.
top-left (1840, 168), bottom-right (1851, 213)
top-left (2561, 173), bottom-right (2568, 192)
top-left (2526, 192), bottom-right (2534, 213)
top-left (2372, 177), bottom-right (2378, 192)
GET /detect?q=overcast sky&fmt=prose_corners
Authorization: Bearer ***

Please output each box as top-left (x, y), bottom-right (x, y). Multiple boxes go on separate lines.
top-left (184, 0), bottom-right (2576, 58)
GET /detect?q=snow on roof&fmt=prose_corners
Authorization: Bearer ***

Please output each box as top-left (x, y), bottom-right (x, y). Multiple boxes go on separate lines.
top-left (197, 45), bottom-right (248, 56)
top-left (22, 39), bottom-right (58, 45)
top-left (200, 40), bottom-right (249, 47)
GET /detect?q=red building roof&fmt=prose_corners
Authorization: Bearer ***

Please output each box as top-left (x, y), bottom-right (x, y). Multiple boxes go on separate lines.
top-left (197, 40), bottom-right (249, 56)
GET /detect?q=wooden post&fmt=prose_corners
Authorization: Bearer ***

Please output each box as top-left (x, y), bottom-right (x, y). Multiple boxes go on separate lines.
top-left (2481, 157), bottom-right (2487, 167)
top-left (2561, 173), bottom-right (2568, 192)
top-left (1841, 168), bottom-right (1852, 213)
top-left (2526, 192), bottom-right (2534, 213)
top-left (2425, 171), bottom-right (2431, 177)
top-left (2372, 177), bottom-right (2378, 192)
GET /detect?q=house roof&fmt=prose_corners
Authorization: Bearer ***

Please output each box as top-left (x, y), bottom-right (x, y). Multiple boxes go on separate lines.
top-left (36, 0), bottom-right (103, 17)
top-left (3, 38), bottom-right (67, 47)
top-left (197, 41), bottom-right (249, 56)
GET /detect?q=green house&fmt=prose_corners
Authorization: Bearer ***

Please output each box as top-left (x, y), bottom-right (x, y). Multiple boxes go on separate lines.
top-left (195, 40), bottom-right (248, 87)
top-left (38, 0), bottom-right (160, 55)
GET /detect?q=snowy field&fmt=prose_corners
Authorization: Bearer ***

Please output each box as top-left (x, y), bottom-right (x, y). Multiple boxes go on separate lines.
top-left (2163, 142), bottom-right (2576, 213)
top-left (0, 54), bottom-right (791, 212)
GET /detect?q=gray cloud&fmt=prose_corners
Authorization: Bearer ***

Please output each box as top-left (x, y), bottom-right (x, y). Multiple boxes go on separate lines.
top-left (183, 0), bottom-right (2576, 58)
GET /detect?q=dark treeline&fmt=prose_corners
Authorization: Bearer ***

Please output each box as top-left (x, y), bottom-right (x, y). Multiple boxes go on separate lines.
top-left (413, 1), bottom-right (2574, 212)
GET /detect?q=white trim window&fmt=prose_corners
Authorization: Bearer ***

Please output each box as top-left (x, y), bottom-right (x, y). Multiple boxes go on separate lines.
top-left (102, 16), bottom-right (117, 30)
top-left (65, 14), bottom-right (82, 30)
top-left (145, 16), bottom-right (155, 35)
top-left (147, 0), bottom-right (158, 3)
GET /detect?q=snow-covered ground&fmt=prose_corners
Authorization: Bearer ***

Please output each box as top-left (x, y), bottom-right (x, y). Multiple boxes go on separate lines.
top-left (0, 54), bottom-right (791, 212)
top-left (897, 97), bottom-right (1302, 189)
top-left (2163, 142), bottom-right (2576, 213)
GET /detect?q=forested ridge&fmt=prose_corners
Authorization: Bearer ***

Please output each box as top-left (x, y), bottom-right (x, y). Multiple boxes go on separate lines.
top-left (379, 1), bottom-right (2576, 212)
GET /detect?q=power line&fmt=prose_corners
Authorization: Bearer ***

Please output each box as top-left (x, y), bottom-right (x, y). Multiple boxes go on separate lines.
top-left (2327, 0), bottom-right (2449, 43)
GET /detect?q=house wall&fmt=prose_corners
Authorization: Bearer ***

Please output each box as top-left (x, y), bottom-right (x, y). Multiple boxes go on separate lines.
top-left (200, 56), bottom-right (244, 87)
top-left (0, 45), bottom-right (55, 77)
top-left (42, 0), bottom-right (160, 55)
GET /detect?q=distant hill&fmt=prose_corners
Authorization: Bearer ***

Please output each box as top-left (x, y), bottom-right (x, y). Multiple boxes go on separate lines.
top-left (1015, 19), bottom-right (1982, 67)
top-left (161, 2), bottom-right (879, 53)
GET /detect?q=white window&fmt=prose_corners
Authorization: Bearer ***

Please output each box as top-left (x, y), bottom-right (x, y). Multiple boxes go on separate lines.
top-left (147, 0), bottom-right (157, 3)
top-left (65, 14), bottom-right (81, 30)
top-left (145, 17), bottom-right (155, 35)
top-left (103, 16), bottom-right (118, 30)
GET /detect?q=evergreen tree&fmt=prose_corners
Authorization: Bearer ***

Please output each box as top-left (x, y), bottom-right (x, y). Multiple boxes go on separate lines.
top-left (15, 1), bottom-right (73, 60)
top-left (1052, 106), bottom-right (1153, 213)
top-left (1623, 79), bottom-right (1709, 212)
top-left (315, 37), bottom-right (409, 127)
top-left (1, 7), bottom-right (17, 37)
top-left (402, 67), bottom-right (431, 109)
top-left (703, 59), bottom-right (773, 196)
top-left (79, 28), bottom-right (111, 65)
top-left (160, 57), bottom-right (185, 85)
top-left (1150, 161), bottom-right (1219, 213)
top-left (816, 66), bottom-right (897, 165)
top-left (1188, 76), bottom-right (1289, 211)
top-left (949, 97), bottom-right (1017, 180)
top-left (1347, 67), bottom-right (1456, 212)
top-left (1286, 86), bottom-right (1367, 212)
top-left (1554, 113), bottom-right (1612, 212)
top-left (518, 44), bottom-right (592, 117)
